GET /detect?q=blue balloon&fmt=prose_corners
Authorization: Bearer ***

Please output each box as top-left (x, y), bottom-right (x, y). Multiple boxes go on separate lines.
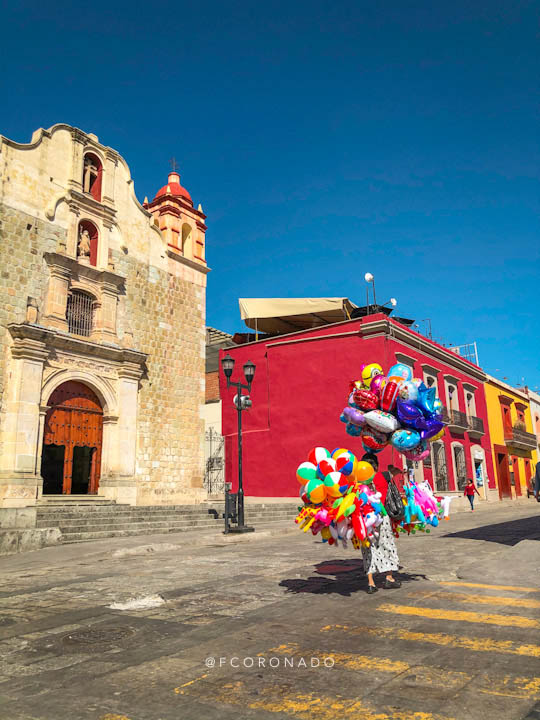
top-left (390, 428), bottom-right (421, 451)
top-left (420, 418), bottom-right (444, 440)
top-left (362, 442), bottom-right (383, 454)
top-left (416, 385), bottom-right (437, 416)
top-left (387, 363), bottom-right (413, 382)
top-left (396, 399), bottom-right (427, 430)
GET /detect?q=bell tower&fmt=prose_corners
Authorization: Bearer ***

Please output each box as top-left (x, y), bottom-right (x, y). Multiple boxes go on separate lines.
top-left (144, 166), bottom-right (207, 266)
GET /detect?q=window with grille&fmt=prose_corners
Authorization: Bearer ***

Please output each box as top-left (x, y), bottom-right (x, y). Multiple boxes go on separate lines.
top-left (66, 291), bottom-right (94, 337)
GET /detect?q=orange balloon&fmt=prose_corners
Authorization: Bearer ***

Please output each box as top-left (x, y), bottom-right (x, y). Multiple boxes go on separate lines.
top-left (354, 461), bottom-right (375, 483)
top-left (309, 484), bottom-right (326, 504)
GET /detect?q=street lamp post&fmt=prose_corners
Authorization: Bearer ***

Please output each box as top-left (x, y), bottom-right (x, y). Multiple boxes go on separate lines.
top-left (221, 353), bottom-right (256, 533)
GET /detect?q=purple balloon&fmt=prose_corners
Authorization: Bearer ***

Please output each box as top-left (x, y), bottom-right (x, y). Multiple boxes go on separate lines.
top-left (396, 400), bottom-right (427, 430)
top-left (420, 418), bottom-right (444, 440)
top-left (343, 406), bottom-right (366, 426)
top-left (370, 374), bottom-right (386, 397)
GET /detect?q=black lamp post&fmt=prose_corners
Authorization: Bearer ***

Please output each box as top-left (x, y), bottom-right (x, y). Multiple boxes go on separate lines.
top-left (221, 353), bottom-right (256, 533)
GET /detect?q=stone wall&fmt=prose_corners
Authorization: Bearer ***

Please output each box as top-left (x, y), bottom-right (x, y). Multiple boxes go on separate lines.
top-left (115, 247), bottom-right (206, 504)
top-left (0, 203), bottom-right (63, 414)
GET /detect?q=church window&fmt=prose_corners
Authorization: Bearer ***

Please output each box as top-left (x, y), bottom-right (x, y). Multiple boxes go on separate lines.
top-left (181, 223), bottom-right (192, 255)
top-left (66, 291), bottom-right (95, 337)
top-left (82, 153), bottom-right (103, 201)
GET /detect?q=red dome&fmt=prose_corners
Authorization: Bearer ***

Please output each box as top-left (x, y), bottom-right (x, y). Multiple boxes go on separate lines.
top-left (154, 172), bottom-right (192, 204)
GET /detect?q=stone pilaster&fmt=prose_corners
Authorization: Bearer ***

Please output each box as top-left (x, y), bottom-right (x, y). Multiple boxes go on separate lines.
top-left (0, 331), bottom-right (49, 507)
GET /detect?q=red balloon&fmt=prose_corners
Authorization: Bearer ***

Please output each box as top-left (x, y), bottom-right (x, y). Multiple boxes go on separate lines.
top-left (361, 428), bottom-right (388, 450)
top-left (353, 389), bottom-right (379, 411)
top-left (380, 380), bottom-right (401, 412)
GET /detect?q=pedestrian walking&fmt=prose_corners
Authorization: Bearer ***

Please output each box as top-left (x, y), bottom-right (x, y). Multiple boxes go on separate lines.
top-left (361, 453), bottom-right (401, 594)
top-left (534, 461), bottom-right (540, 502)
top-left (464, 478), bottom-right (480, 511)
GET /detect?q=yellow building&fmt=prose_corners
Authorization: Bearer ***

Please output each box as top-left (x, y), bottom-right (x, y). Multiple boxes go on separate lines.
top-left (484, 376), bottom-right (537, 499)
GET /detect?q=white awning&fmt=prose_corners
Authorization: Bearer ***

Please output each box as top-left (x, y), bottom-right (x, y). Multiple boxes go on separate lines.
top-left (238, 297), bottom-right (357, 334)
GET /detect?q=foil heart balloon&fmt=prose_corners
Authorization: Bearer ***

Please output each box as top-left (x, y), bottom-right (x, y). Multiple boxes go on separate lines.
top-left (353, 389), bottom-right (379, 411)
top-left (381, 380), bottom-right (402, 412)
top-left (361, 427), bottom-right (389, 450)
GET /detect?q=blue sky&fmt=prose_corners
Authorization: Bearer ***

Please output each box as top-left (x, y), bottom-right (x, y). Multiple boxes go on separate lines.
top-left (2, 0), bottom-right (539, 388)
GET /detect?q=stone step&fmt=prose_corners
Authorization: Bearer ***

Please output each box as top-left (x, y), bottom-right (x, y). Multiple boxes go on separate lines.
top-left (36, 512), bottom-right (296, 530)
top-left (35, 505), bottom-right (298, 519)
top-left (60, 520), bottom-right (294, 544)
top-left (58, 518), bottom-right (222, 533)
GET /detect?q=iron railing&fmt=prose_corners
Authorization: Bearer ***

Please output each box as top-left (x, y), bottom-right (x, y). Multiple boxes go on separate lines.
top-left (468, 415), bottom-right (485, 435)
top-left (204, 428), bottom-right (225, 494)
top-left (505, 424), bottom-right (538, 450)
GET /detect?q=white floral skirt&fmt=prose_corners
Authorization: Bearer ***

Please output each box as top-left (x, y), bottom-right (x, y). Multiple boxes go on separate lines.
top-left (361, 515), bottom-right (400, 574)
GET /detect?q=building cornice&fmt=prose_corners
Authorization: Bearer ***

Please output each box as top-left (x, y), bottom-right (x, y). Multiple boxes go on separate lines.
top-left (8, 323), bottom-right (147, 367)
top-left (166, 247), bottom-right (210, 275)
top-left (485, 374), bottom-right (529, 400)
top-left (43, 252), bottom-right (126, 290)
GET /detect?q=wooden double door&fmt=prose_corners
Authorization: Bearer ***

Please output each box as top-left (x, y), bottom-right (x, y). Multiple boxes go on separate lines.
top-left (41, 381), bottom-right (103, 495)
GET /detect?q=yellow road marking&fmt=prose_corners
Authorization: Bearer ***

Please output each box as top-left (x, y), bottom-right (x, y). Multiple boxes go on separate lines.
top-left (265, 642), bottom-right (409, 673)
top-left (321, 624), bottom-right (540, 658)
top-left (268, 642), bottom-right (540, 700)
top-left (378, 603), bottom-right (540, 629)
top-left (174, 673), bottom-right (208, 694)
top-left (212, 680), bottom-right (456, 720)
top-left (100, 716), bottom-right (131, 720)
top-left (411, 590), bottom-right (540, 609)
top-left (440, 581), bottom-right (540, 594)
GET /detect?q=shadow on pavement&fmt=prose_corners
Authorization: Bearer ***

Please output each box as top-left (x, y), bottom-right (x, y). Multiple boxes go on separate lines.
top-left (280, 558), bottom-right (426, 596)
top-left (443, 515), bottom-right (540, 546)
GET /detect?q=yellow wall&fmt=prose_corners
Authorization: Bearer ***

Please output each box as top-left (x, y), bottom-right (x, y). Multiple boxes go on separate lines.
top-left (484, 379), bottom-right (537, 498)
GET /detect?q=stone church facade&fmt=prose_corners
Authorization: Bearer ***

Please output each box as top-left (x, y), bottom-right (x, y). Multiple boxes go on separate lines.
top-left (0, 124), bottom-right (209, 508)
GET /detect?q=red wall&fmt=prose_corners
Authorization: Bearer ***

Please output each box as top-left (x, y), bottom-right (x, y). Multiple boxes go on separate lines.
top-left (221, 316), bottom-right (495, 497)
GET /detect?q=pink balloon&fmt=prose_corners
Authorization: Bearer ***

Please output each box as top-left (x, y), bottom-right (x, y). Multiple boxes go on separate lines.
top-left (370, 374), bottom-right (386, 396)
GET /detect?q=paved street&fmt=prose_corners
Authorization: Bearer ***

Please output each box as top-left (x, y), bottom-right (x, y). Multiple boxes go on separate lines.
top-left (0, 502), bottom-right (539, 720)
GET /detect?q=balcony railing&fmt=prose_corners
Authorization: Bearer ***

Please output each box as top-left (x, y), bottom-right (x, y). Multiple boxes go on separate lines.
top-left (504, 423), bottom-right (538, 451)
top-left (441, 409), bottom-right (485, 436)
top-left (442, 409), bottom-right (469, 432)
top-left (468, 415), bottom-right (485, 436)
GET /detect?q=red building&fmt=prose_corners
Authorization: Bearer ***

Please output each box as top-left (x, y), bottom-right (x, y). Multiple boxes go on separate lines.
top-left (220, 311), bottom-right (495, 501)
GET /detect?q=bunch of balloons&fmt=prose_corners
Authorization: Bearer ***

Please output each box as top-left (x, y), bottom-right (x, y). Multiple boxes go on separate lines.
top-left (340, 362), bottom-right (445, 461)
top-left (295, 448), bottom-right (385, 549)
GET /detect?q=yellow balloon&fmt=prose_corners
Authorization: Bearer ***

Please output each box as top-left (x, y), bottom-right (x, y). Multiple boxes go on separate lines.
top-left (326, 483), bottom-right (344, 498)
top-left (361, 363), bottom-right (383, 388)
top-left (354, 461), bottom-right (375, 483)
top-left (428, 429), bottom-right (444, 442)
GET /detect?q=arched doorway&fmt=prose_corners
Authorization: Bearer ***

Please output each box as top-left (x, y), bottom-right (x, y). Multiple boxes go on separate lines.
top-left (41, 381), bottom-right (103, 495)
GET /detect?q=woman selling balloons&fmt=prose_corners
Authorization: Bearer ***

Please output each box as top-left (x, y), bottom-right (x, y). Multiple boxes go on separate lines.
top-left (294, 361), bottom-right (451, 591)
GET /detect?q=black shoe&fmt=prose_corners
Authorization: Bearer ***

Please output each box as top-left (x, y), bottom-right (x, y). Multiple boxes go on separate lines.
top-left (383, 578), bottom-right (402, 589)
top-left (366, 585), bottom-right (378, 594)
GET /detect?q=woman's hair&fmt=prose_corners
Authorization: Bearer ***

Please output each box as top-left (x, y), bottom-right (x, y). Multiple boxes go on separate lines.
top-left (361, 453), bottom-right (379, 470)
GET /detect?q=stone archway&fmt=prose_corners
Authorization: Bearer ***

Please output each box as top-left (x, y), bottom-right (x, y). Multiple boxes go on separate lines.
top-left (41, 381), bottom-right (103, 495)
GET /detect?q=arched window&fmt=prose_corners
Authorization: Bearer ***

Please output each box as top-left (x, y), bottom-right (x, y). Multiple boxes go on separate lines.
top-left (453, 444), bottom-right (467, 491)
top-left (82, 153), bottom-right (103, 202)
top-left (66, 290), bottom-right (95, 337)
top-left (181, 223), bottom-right (192, 255)
top-left (77, 220), bottom-right (98, 266)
